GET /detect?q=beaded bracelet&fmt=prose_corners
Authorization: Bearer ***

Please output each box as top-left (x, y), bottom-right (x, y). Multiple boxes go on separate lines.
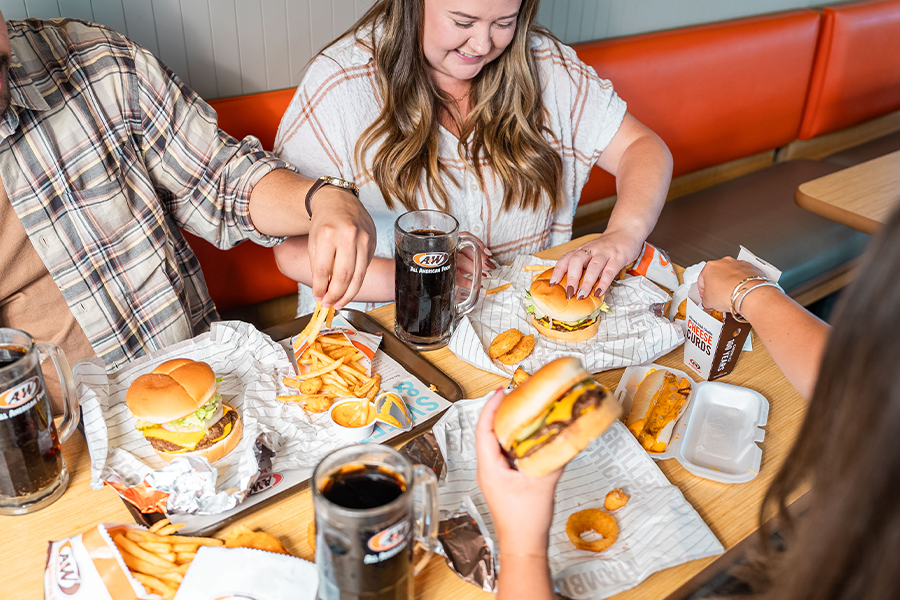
top-left (733, 281), bottom-right (783, 323)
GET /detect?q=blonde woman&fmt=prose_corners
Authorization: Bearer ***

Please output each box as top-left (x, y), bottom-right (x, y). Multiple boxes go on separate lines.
top-left (274, 0), bottom-right (672, 313)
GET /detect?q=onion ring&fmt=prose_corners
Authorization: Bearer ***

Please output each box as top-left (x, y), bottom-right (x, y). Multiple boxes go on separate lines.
top-left (566, 509), bottom-right (618, 552)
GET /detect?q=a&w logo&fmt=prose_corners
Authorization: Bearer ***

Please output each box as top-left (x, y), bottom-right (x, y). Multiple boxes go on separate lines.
top-left (368, 519), bottom-right (410, 553)
top-left (249, 472), bottom-right (283, 496)
top-left (55, 541), bottom-right (81, 595)
top-left (413, 252), bottom-right (449, 269)
top-left (0, 377), bottom-right (40, 410)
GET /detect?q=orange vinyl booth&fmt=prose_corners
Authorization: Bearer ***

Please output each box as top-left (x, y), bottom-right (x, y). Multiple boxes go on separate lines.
top-left (183, 89), bottom-right (298, 315)
top-left (190, 0), bottom-right (900, 320)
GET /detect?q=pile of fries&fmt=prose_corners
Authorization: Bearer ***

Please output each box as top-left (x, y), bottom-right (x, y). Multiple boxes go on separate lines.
top-left (111, 519), bottom-right (293, 599)
top-left (111, 518), bottom-right (223, 599)
top-left (278, 303), bottom-right (381, 413)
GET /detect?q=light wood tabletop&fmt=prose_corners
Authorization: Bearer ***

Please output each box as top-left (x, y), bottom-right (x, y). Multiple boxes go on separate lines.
top-left (795, 149), bottom-right (900, 234)
top-left (1, 235), bottom-right (809, 599)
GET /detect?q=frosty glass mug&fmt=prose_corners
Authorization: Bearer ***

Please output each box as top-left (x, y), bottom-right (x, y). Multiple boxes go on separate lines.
top-left (0, 328), bottom-right (80, 515)
top-left (312, 444), bottom-right (439, 600)
top-left (394, 210), bottom-right (483, 350)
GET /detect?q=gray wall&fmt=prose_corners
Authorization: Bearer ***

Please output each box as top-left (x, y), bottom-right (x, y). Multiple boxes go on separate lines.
top-left (0, 0), bottom-right (856, 100)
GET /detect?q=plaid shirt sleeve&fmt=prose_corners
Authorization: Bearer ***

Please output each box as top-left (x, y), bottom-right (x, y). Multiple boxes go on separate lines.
top-left (132, 45), bottom-right (293, 250)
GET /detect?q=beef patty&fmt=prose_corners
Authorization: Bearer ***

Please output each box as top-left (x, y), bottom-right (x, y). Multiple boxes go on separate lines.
top-left (148, 408), bottom-right (238, 453)
top-left (520, 386), bottom-right (608, 458)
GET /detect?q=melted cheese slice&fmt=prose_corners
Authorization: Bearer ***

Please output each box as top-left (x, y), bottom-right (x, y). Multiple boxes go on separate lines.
top-left (144, 406), bottom-right (234, 452)
top-left (545, 381), bottom-right (597, 424)
top-left (514, 432), bottom-right (553, 457)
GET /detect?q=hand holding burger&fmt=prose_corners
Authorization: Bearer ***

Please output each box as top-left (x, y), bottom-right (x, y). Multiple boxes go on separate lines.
top-left (493, 357), bottom-right (621, 477)
top-left (126, 359), bottom-right (242, 463)
top-left (524, 268), bottom-right (610, 342)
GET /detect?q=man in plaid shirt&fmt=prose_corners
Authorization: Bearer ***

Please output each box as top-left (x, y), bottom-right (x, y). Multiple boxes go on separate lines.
top-left (0, 14), bottom-right (375, 410)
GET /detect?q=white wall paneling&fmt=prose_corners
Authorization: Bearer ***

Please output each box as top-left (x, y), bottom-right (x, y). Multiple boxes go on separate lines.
top-left (0, 0), bottom-right (857, 100)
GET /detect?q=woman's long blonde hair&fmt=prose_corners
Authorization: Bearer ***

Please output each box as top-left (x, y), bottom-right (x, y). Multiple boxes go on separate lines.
top-left (348, 0), bottom-right (563, 213)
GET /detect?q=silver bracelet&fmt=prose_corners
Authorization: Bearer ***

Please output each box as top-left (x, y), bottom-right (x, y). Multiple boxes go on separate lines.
top-left (733, 281), bottom-right (783, 323)
top-left (730, 276), bottom-right (769, 309)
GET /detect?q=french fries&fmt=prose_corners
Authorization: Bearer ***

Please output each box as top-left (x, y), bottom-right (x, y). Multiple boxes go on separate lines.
top-left (111, 519), bottom-right (290, 599)
top-left (111, 519), bottom-right (225, 600)
top-left (281, 317), bottom-right (382, 412)
top-left (486, 282), bottom-right (512, 295)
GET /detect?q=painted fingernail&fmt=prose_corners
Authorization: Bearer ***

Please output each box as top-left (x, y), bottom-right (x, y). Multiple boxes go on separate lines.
top-left (594, 287), bottom-right (604, 297)
top-left (576, 290), bottom-right (587, 300)
top-left (487, 258), bottom-right (499, 269)
top-left (549, 279), bottom-right (558, 286)
top-left (566, 286), bottom-right (574, 299)
top-left (484, 247), bottom-right (493, 256)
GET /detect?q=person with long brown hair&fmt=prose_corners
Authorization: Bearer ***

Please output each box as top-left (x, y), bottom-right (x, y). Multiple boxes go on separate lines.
top-left (274, 0), bottom-right (672, 313)
top-left (476, 209), bottom-right (900, 597)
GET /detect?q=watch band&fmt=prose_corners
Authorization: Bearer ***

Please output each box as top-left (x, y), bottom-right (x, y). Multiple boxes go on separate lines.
top-left (305, 176), bottom-right (359, 218)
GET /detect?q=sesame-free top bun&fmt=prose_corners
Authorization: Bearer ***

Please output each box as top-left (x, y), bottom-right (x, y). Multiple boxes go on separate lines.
top-left (126, 359), bottom-right (217, 423)
top-left (529, 268), bottom-right (605, 322)
top-left (493, 357), bottom-right (590, 449)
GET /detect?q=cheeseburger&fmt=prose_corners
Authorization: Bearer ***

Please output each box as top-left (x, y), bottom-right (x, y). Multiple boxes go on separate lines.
top-left (493, 357), bottom-right (620, 477)
top-left (524, 268), bottom-right (610, 342)
top-left (126, 359), bottom-right (242, 463)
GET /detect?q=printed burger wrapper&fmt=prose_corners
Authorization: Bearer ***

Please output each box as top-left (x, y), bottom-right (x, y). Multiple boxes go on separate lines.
top-left (254, 333), bottom-right (453, 474)
top-left (75, 321), bottom-right (296, 515)
top-left (431, 397), bottom-right (723, 600)
top-left (450, 255), bottom-right (684, 377)
top-left (291, 313), bottom-right (382, 375)
top-left (45, 524), bottom-right (165, 600)
top-left (682, 248), bottom-right (782, 380)
top-left (174, 546), bottom-right (318, 600)
top-left (624, 241), bottom-right (680, 291)
top-left (44, 523), bottom-right (319, 600)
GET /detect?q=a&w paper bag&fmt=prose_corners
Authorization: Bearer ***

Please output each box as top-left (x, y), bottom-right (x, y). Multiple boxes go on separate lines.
top-left (450, 255), bottom-right (683, 377)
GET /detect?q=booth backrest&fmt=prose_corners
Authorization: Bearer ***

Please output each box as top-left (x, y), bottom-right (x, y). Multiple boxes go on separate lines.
top-left (798, 0), bottom-right (900, 139)
top-left (575, 10), bottom-right (821, 204)
top-left (183, 89), bottom-right (298, 314)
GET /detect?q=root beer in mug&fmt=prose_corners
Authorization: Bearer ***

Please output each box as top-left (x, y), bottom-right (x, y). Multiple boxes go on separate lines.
top-left (312, 444), bottom-right (438, 600)
top-left (394, 210), bottom-right (483, 350)
top-left (0, 328), bottom-right (80, 515)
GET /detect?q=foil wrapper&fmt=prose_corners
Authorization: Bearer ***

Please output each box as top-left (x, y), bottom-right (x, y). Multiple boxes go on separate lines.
top-left (398, 431), bottom-right (445, 480)
top-left (437, 496), bottom-right (496, 592)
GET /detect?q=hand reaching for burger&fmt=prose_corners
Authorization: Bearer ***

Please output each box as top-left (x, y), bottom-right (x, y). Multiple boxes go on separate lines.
top-left (476, 389), bottom-right (562, 554)
top-left (550, 228), bottom-right (644, 299)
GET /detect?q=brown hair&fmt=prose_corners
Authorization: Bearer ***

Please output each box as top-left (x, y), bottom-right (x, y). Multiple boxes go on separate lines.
top-left (751, 209), bottom-right (900, 599)
top-left (344, 0), bottom-right (563, 214)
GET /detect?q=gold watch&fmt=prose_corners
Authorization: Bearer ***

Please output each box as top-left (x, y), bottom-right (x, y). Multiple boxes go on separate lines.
top-left (305, 176), bottom-right (360, 217)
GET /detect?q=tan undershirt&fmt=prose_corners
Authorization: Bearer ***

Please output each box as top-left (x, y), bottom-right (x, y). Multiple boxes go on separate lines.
top-left (0, 176), bottom-right (96, 414)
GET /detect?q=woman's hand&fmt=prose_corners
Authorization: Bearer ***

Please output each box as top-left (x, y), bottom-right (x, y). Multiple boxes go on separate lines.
top-left (475, 389), bottom-right (562, 553)
top-left (456, 232), bottom-right (497, 290)
top-left (550, 229), bottom-right (644, 299)
top-left (698, 258), bottom-right (766, 314)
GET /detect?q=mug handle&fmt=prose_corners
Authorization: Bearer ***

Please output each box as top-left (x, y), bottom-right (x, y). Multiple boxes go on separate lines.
top-left (37, 343), bottom-right (81, 444)
top-left (455, 233), bottom-right (484, 318)
top-left (411, 464), bottom-right (439, 576)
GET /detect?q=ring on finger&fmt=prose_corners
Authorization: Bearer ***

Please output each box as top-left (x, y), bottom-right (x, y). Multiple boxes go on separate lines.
top-left (582, 248), bottom-right (592, 257)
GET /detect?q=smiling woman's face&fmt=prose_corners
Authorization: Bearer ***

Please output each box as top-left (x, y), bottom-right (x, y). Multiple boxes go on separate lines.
top-left (422, 0), bottom-right (522, 94)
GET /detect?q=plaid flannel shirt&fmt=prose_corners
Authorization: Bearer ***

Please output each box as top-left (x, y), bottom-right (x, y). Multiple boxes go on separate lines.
top-left (0, 19), bottom-right (292, 371)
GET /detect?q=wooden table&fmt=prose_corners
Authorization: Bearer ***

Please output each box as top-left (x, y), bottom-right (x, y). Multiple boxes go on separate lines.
top-left (1, 236), bottom-right (809, 599)
top-left (795, 149), bottom-right (900, 234)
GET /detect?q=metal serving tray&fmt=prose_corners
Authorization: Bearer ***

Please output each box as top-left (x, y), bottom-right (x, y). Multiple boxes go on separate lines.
top-left (123, 310), bottom-right (462, 533)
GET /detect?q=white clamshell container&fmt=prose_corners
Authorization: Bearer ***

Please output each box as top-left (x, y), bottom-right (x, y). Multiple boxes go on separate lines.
top-left (613, 363), bottom-right (769, 483)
